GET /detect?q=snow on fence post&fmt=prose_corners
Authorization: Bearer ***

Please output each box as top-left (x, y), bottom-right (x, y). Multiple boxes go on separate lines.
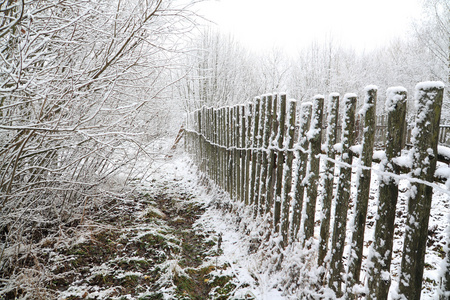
top-left (254, 96), bottom-right (267, 215)
top-left (265, 94), bottom-right (279, 215)
top-left (281, 99), bottom-right (297, 248)
top-left (245, 103), bottom-right (254, 205)
top-left (290, 102), bottom-right (312, 242)
top-left (259, 94), bottom-right (274, 216)
top-left (346, 86), bottom-right (378, 297)
top-left (303, 95), bottom-right (324, 245)
top-left (328, 93), bottom-right (357, 297)
top-left (273, 94), bottom-right (287, 234)
top-left (249, 97), bottom-right (261, 207)
top-left (318, 93), bottom-right (340, 268)
top-left (240, 105), bottom-right (246, 202)
top-left (398, 82), bottom-right (445, 300)
top-left (366, 87), bottom-right (407, 300)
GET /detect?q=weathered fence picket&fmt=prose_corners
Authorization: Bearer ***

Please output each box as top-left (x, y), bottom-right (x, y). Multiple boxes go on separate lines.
top-left (244, 103), bottom-right (253, 205)
top-left (367, 87), bottom-right (407, 300)
top-left (249, 98), bottom-right (260, 207)
top-left (265, 95), bottom-right (278, 215)
top-left (399, 82), bottom-right (445, 300)
top-left (328, 93), bottom-right (357, 297)
top-left (274, 94), bottom-right (287, 234)
top-left (303, 95), bottom-right (324, 245)
top-left (317, 93), bottom-right (339, 269)
top-left (290, 102), bottom-right (311, 242)
top-left (240, 105), bottom-right (246, 202)
top-left (184, 81), bottom-right (447, 299)
top-left (254, 96), bottom-right (266, 216)
top-left (346, 86), bottom-right (377, 297)
top-left (280, 99), bottom-right (297, 247)
top-left (259, 95), bottom-right (273, 216)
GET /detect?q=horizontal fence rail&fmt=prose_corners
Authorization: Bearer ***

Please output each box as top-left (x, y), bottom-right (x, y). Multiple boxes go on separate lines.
top-left (184, 82), bottom-right (448, 299)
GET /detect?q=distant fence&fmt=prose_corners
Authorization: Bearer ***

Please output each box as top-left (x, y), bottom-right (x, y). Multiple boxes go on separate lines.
top-left (328, 109), bottom-right (450, 148)
top-left (184, 82), bottom-right (448, 299)
top-left (371, 115), bottom-right (450, 148)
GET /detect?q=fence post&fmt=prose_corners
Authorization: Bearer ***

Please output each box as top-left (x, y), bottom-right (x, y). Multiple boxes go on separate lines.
top-left (226, 106), bottom-right (231, 195)
top-left (214, 108), bottom-right (219, 185)
top-left (328, 93), bottom-right (357, 297)
top-left (221, 107), bottom-right (226, 191)
top-left (303, 95), bottom-right (324, 245)
top-left (273, 94), bottom-right (287, 234)
top-left (318, 93), bottom-right (339, 268)
top-left (196, 109), bottom-right (202, 171)
top-left (206, 107), bottom-right (212, 178)
top-left (240, 105), bottom-right (246, 202)
top-left (231, 106), bottom-right (236, 198)
top-left (290, 102), bottom-right (312, 242)
top-left (234, 106), bottom-right (241, 201)
top-left (259, 94), bottom-right (274, 216)
top-left (281, 99), bottom-right (297, 248)
top-left (346, 86), bottom-right (377, 297)
top-left (366, 86), bottom-right (407, 300)
top-left (249, 97), bottom-right (261, 206)
top-left (398, 82), bottom-right (445, 300)
top-left (203, 106), bottom-right (208, 174)
top-left (265, 95), bottom-right (279, 215)
top-left (219, 108), bottom-right (225, 190)
top-left (245, 103), bottom-right (254, 205)
top-left (230, 106), bottom-right (235, 197)
top-left (254, 96), bottom-right (267, 215)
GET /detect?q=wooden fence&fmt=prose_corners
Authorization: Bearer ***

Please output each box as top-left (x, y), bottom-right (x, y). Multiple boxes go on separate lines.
top-left (184, 82), bottom-right (448, 299)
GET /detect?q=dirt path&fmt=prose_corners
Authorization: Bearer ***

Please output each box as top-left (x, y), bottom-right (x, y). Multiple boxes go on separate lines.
top-left (5, 180), bottom-right (237, 299)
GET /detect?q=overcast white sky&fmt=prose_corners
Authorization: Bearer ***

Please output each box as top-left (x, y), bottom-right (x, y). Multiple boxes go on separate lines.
top-left (197, 0), bottom-right (423, 54)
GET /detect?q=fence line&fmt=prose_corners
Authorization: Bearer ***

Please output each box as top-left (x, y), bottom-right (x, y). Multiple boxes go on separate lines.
top-left (184, 82), bottom-right (448, 299)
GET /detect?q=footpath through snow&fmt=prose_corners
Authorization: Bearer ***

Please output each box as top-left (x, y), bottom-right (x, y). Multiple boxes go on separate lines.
top-left (6, 145), bottom-right (284, 299)
top-left (144, 151), bottom-right (448, 300)
top-left (115, 148), bottom-right (448, 299)
top-left (5, 142), bottom-right (447, 299)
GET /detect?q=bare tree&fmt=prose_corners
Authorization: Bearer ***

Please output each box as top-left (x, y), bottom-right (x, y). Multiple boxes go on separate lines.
top-left (176, 28), bottom-right (274, 110)
top-left (413, 0), bottom-right (449, 117)
top-left (0, 0), bottom-right (200, 293)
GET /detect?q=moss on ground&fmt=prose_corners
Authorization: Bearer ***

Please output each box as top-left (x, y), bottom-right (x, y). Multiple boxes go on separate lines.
top-left (42, 191), bottom-right (236, 299)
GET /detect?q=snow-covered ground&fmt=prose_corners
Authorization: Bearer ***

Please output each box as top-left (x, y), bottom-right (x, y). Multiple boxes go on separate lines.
top-left (9, 138), bottom-right (444, 299)
top-left (139, 142), bottom-right (449, 299)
